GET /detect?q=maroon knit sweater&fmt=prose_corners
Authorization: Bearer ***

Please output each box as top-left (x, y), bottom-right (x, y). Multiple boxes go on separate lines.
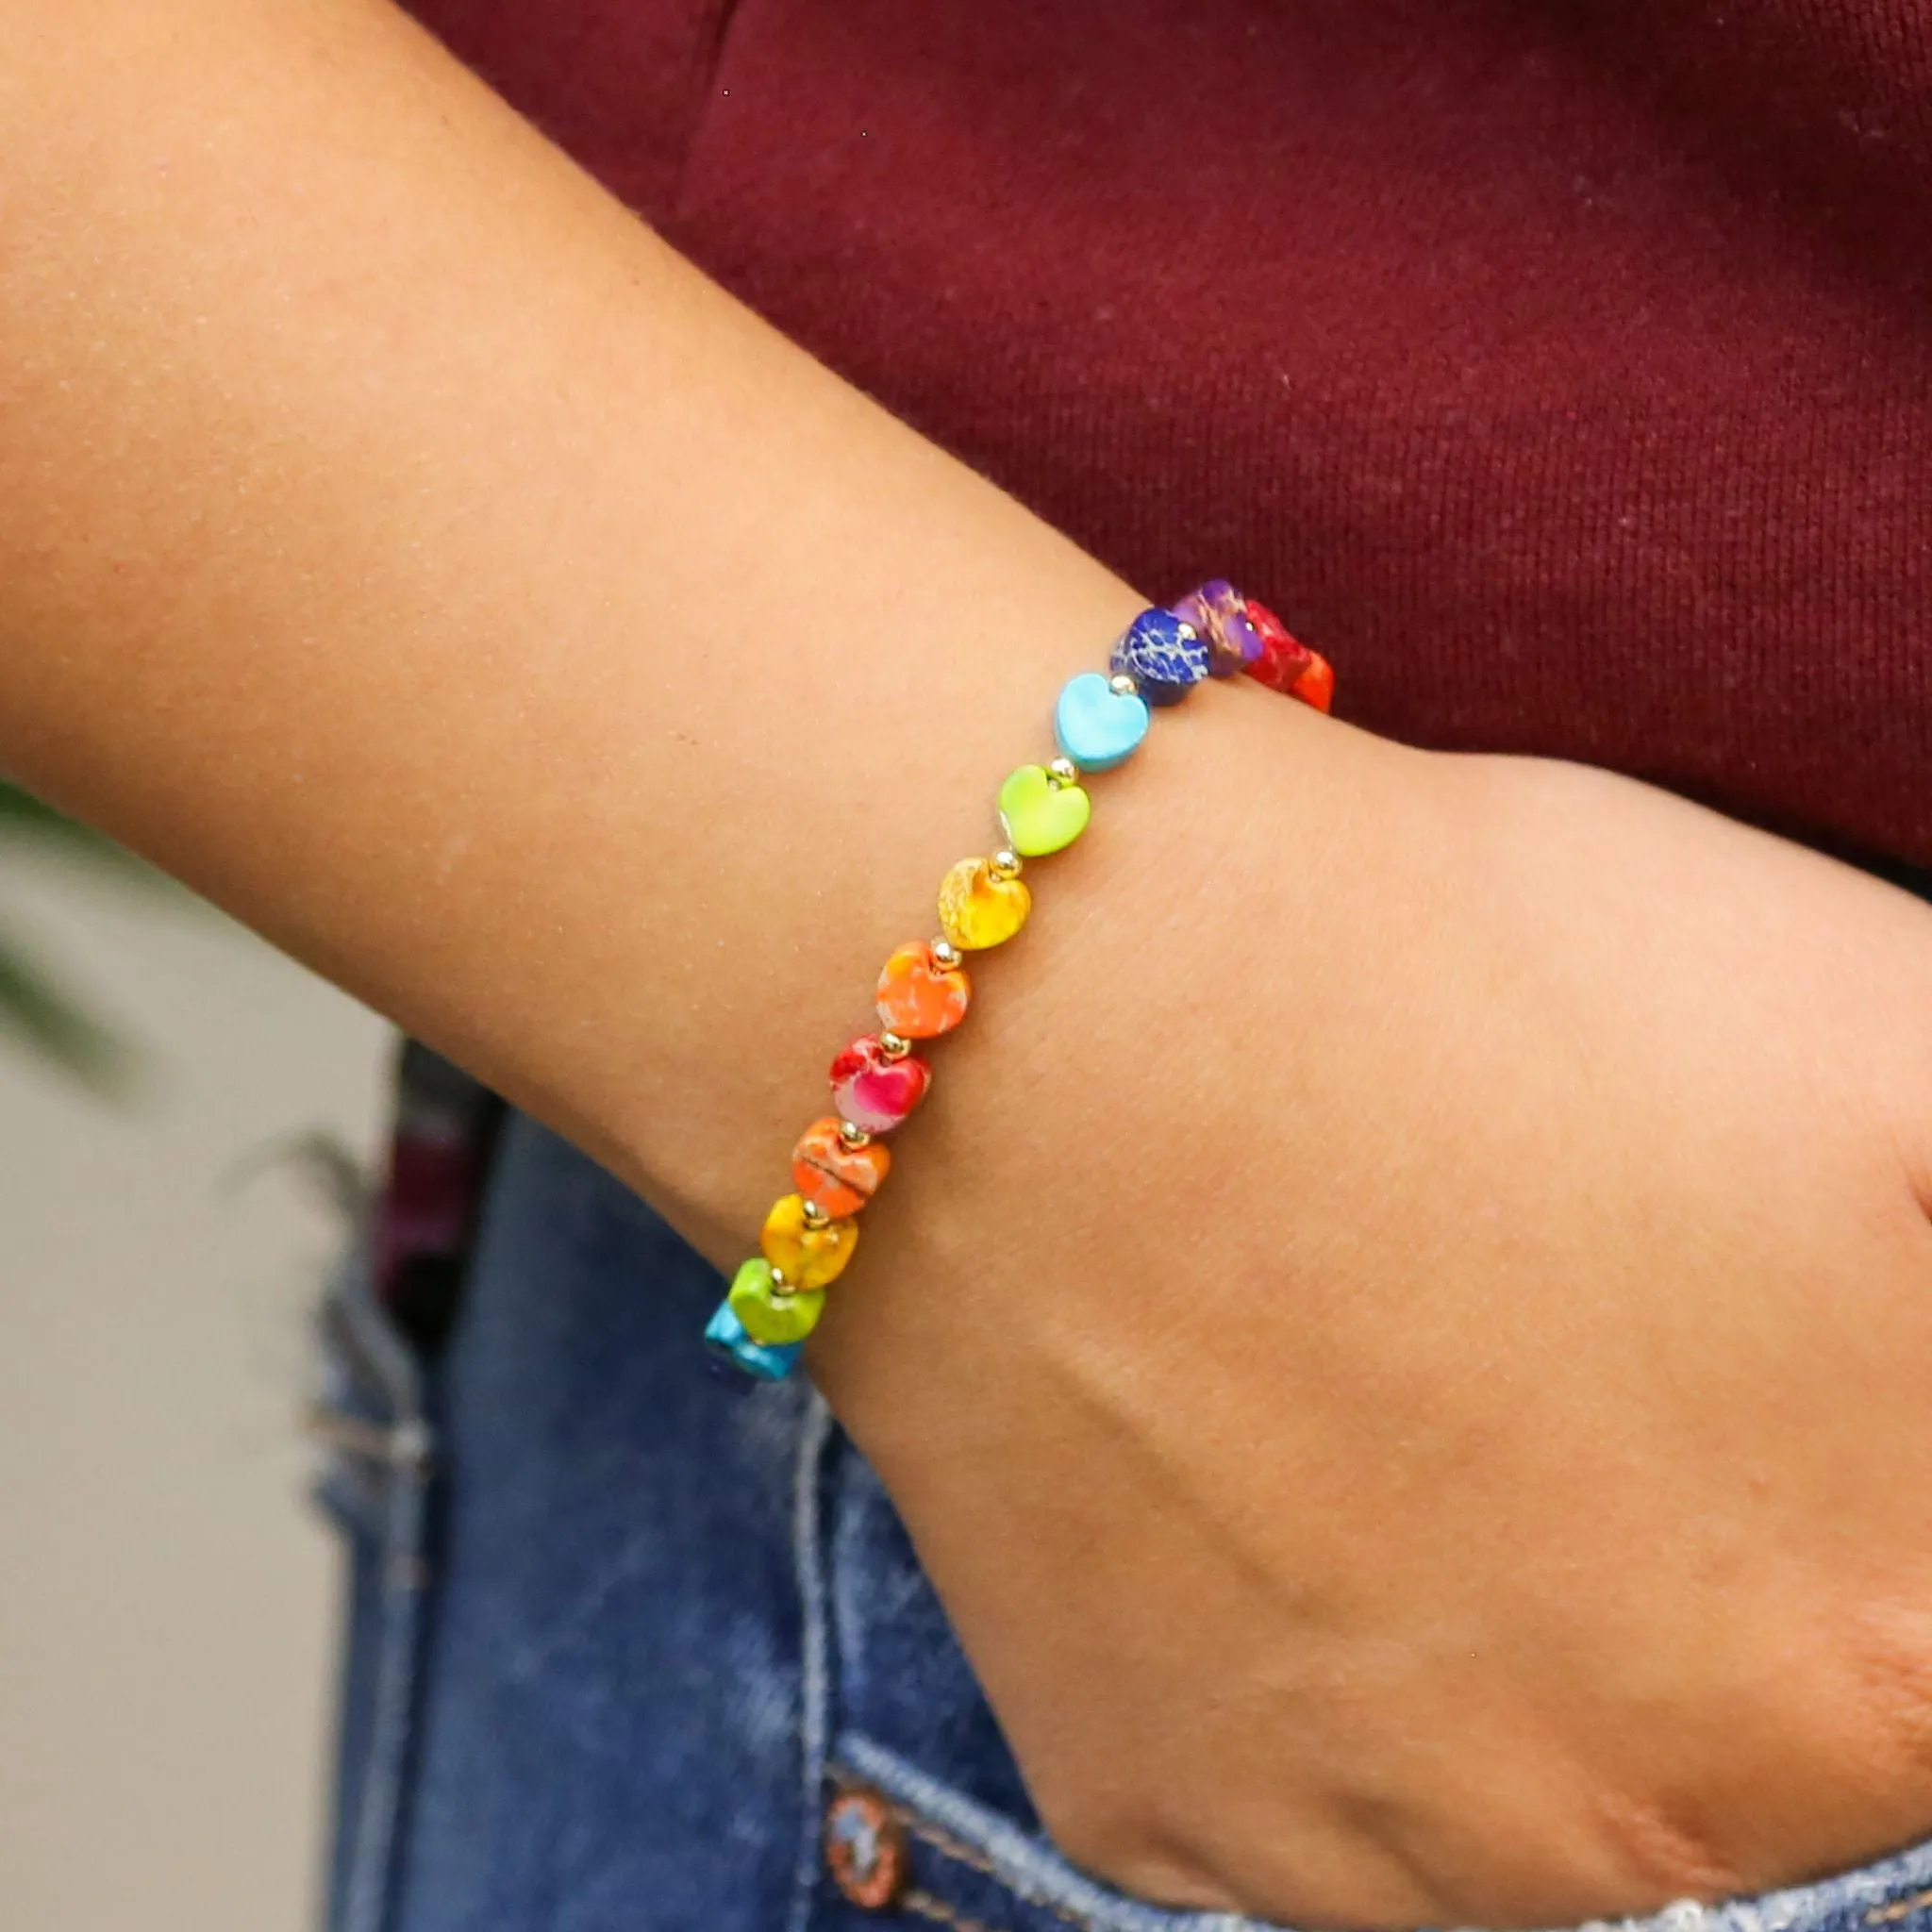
top-left (399, 0), bottom-right (1932, 874)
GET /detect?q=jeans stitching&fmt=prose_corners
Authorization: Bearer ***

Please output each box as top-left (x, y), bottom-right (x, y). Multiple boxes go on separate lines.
top-left (895, 1804), bottom-right (1098, 1932)
top-left (339, 1463), bottom-right (432, 1932)
top-left (896, 1800), bottom-right (1097, 1924)
top-left (323, 1243), bottom-right (434, 1932)
top-left (824, 1757), bottom-right (1117, 1932)
top-left (1865, 1888), bottom-right (1932, 1925)
top-left (901, 1888), bottom-right (1015, 1932)
top-left (787, 1390), bottom-right (839, 1932)
top-left (833, 1736), bottom-right (1270, 1932)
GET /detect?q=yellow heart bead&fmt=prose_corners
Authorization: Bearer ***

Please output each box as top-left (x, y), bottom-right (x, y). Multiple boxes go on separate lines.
top-left (937, 857), bottom-right (1032, 951)
top-left (759, 1192), bottom-right (858, 1291)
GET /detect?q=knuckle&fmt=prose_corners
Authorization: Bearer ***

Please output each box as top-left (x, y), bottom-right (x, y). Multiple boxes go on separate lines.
top-left (1032, 1785), bottom-right (1124, 1877)
top-left (1585, 1785), bottom-right (1748, 1902)
top-left (1842, 1592), bottom-right (1932, 1784)
top-left (1034, 1787), bottom-right (1197, 1901)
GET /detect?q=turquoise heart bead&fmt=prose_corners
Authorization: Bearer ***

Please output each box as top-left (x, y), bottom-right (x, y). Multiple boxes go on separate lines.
top-left (703, 1297), bottom-right (803, 1381)
top-left (1054, 671), bottom-right (1150, 773)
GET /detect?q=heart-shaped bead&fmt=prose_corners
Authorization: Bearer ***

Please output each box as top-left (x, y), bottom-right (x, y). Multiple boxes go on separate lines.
top-left (828, 1035), bottom-right (931, 1133)
top-left (937, 857), bottom-right (1031, 951)
top-left (727, 1256), bottom-right (826, 1345)
top-left (1053, 671), bottom-right (1149, 773)
top-left (792, 1114), bottom-right (891, 1216)
top-left (760, 1191), bottom-right (858, 1289)
top-left (875, 941), bottom-right (972, 1040)
top-left (1290, 650), bottom-right (1335, 713)
top-left (1243, 596), bottom-right (1312, 692)
top-left (1109, 608), bottom-right (1210, 705)
top-left (1172, 579), bottom-right (1262, 677)
top-left (997, 763), bottom-right (1091, 858)
top-left (1244, 597), bottom-right (1335, 711)
top-left (703, 1298), bottom-right (801, 1381)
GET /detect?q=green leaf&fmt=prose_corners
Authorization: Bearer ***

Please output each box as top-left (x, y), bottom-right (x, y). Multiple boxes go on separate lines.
top-left (0, 922), bottom-right (142, 1098)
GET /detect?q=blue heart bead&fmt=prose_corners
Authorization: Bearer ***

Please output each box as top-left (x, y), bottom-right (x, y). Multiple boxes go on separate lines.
top-left (1055, 670), bottom-right (1151, 773)
top-left (1109, 608), bottom-right (1210, 707)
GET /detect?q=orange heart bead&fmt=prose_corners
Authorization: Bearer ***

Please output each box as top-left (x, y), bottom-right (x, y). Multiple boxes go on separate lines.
top-left (792, 1116), bottom-right (891, 1217)
top-left (874, 941), bottom-right (972, 1040)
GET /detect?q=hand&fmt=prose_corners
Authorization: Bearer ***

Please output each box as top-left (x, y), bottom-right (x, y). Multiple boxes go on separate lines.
top-left (808, 692), bottom-right (1932, 1930)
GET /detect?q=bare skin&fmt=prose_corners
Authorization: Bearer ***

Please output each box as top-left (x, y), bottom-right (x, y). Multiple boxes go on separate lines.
top-left (813, 718), bottom-right (1932, 1924)
top-left (3, 1), bottom-right (1930, 1924)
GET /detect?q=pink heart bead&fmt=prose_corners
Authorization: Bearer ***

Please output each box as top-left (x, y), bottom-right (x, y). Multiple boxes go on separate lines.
top-left (829, 1035), bottom-right (931, 1134)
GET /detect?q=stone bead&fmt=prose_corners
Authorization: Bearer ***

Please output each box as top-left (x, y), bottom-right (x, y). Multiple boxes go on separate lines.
top-left (1290, 649), bottom-right (1335, 713)
top-left (727, 1256), bottom-right (826, 1345)
top-left (937, 856), bottom-right (1031, 951)
top-left (760, 1191), bottom-right (859, 1290)
top-left (1171, 579), bottom-right (1262, 676)
top-left (1108, 607), bottom-right (1209, 706)
top-left (703, 1296), bottom-right (803, 1381)
top-left (792, 1114), bottom-right (891, 1216)
top-left (875, 940), bottom-right (972, 1040)
top-left (997, 763), bottom-right (1091, 858)
top-left (1054, 670), bottom-right (1149, 772)
top-left (1245, 596), bottom-right (1317, 695)
top-left (828, 1035), bottom-right (931, 1134)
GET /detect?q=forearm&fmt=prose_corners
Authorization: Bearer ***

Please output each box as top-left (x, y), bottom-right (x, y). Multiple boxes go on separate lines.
top-left (0, 0), bottom-right (1146, 1245)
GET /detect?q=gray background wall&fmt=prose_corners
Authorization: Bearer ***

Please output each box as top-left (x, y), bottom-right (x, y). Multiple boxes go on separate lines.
top-left (0, 846), bottom-right (392, 1929)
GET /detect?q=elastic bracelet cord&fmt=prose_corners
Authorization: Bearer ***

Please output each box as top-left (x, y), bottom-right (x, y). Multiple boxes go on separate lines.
top-left (703, 579), bottom-right (1335, 1387)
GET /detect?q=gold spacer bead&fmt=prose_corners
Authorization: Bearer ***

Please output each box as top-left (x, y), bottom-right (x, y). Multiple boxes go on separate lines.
top-left (991, 849), bottom-right (1023, 880)
top-left (838, 1120), bottom-right (872, 1149)
top-left (800, 1199), bottom-right (831, 1230)
top-left (1108, 672), bottom-right (1139, 698)
top-left (878, 1031), bottom-right (911, 1059)
top-left (930, 939), bottom-right (962, 970)
top-left (768, 1267), bottom-right (793, 1297)
top-left (1048, 757), bottom-right (1080, 788)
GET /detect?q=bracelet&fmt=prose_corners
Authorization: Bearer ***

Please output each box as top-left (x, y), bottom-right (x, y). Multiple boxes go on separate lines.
top-left (703, 579), bottom-right (1334, 1386)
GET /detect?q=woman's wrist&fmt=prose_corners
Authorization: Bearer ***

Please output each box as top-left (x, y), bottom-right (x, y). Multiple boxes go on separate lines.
top-left (799, 680), bottom-right (1402, 1403)
top-left (693, 585), bottom-right (1338, 1375)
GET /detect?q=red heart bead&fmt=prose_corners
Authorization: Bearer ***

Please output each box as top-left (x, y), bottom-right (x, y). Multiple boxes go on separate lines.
top-left (1242, 597), bottom-right (1316, 695)
top-left (829, 1036), bottom-right (931, 1135)
top-left (1290, 650), bottom-right (1335, 713)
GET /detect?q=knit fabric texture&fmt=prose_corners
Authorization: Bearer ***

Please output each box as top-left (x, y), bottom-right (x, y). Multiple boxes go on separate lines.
top-left (399, 0), bottom-right (1932, 872)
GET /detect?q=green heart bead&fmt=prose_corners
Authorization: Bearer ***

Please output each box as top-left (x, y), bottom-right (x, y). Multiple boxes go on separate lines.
top-left (728, 1256), bottom-right (826, 1346)
top-left (997, 763), bottom-right (1091, 858)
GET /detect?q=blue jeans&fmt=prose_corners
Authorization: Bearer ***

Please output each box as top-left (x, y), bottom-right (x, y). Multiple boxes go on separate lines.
top-left (318, 1109), bottom-right (1932, 1932)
